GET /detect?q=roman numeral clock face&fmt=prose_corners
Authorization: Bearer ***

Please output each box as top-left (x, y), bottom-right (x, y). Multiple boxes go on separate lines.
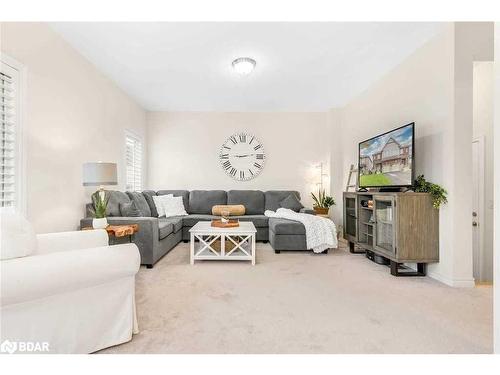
top-left (219, 133), bottom-right (266, 181)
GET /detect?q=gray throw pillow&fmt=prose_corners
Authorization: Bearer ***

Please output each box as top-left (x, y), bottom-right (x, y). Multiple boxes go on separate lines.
top-left (142, 190), bottom-right (159, 217)
top-left (120, 201), bottom-right (141, 217)
top-left (126, 191), bottom-right (152, 217)
top-left (279, 194), bottom-right (304, 212)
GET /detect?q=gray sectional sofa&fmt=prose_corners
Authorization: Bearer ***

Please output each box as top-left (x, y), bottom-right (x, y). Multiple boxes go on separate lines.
top-left (80, 190), bottom-right (316, 268)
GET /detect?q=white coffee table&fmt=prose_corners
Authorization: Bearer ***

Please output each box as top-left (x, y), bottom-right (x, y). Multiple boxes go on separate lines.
top-left (189, 221), bottom-right (257, 265)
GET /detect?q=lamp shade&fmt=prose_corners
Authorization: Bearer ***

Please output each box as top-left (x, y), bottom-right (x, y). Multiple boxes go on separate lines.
top-left (82, 162), bottom-right (117, 186)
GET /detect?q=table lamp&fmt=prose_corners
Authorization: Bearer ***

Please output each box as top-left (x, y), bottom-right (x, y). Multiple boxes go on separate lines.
top-left (83, 160), bottom-right (117, 187)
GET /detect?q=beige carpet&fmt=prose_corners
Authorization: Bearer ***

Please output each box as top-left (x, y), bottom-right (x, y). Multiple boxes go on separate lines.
top-left (100, 240), bottom-right (492, 354)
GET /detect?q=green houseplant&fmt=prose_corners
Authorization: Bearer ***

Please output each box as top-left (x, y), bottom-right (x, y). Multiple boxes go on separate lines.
top-left (414, 175), bottom-right (448, 209)
top-left (90, 191), bottom-right (109, 229)
top-left (311, 189), bottom-right (336, 215)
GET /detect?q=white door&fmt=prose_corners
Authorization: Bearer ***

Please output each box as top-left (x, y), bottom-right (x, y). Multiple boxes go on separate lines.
top-left (472, 138), bottom-right (484, 282)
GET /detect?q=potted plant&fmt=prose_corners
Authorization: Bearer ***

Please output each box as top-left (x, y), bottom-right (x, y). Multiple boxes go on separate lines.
top-left (414, 175), bottom-right (448, 209)
top-left (90, 192), bottom-right (109, 229)
top-left (311, 189), bottom-right (335, 215)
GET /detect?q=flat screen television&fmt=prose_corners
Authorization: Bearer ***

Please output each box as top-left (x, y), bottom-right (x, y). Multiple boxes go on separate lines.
top-left (358, 123), bottom-right (414, 189)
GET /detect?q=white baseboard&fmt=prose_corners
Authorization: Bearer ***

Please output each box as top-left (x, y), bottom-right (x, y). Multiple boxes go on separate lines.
top-left (404, 263), bottom-right (475, 287)
top-left (427, 270), bottom-right (475, 287)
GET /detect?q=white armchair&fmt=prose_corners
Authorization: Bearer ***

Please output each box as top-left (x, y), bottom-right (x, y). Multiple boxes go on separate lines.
top-left (1, 228), bottom-right (141, 354)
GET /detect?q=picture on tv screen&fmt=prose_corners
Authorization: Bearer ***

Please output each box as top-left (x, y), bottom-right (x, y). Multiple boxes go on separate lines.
top-left (358, 123), bottom-right (414, 188)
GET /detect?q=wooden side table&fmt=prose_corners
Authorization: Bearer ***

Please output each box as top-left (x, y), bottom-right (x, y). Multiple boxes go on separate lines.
top-left (82, 224), bottom-right (139, 245)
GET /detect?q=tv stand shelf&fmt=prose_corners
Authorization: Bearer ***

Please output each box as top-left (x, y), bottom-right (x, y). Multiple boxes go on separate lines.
top-left (343, 191), bottom-right (439, 276)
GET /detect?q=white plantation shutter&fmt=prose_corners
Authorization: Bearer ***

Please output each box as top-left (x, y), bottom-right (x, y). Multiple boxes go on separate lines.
top-left (1, 62), bottom-right (19, 208)
top-left (125, 131), bottom-right (142, 191)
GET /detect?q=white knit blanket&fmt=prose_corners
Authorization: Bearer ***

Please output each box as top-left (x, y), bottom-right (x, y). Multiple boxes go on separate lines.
top-left (265, 208), bottom-right (338, 253)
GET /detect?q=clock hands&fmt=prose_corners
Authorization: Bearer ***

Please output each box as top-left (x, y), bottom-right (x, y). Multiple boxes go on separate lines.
top-left (233, 153), bottom-right (255, 158)
top-left (222, 153), bottom-right (264, 159)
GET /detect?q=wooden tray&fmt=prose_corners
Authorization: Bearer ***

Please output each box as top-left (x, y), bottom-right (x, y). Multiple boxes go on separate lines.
top-left (211, 219), bottom-right (240, 228)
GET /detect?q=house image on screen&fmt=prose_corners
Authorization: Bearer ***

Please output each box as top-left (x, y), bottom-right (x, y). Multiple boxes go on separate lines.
top-left (372, 137), bottom-right (411, 173)
top-left (359, 156), bottom-right (373, 174)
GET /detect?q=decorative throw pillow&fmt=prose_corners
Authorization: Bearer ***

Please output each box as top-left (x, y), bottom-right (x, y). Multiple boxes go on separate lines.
top-left (126, 191), bottom-right (151, 217)
top-left (0, 209), bottom-right (37, 261)
top-left (279, 194), bottom-right (304, 212)
top-left (142, 190), bottom-right (159, 217)
top-left (120, 201), bottom-right (142, 217)
top-left (152, 194), bottom-right (173, 217)
top-left (212, 205), bottom-right (246, 216)
top-left (161, 196), bottom-right (188, 217)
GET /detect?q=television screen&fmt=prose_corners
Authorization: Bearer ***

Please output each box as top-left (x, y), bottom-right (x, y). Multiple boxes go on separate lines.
top-left (358, 123), bottom-right (414, 188)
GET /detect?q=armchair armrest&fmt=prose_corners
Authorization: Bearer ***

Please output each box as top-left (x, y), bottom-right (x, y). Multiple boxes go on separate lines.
top-left (300, 208), bottom-right (316, 215)
top-left (1, 243), bottom-right (140, 307)
top-left (35, 230), bottom-right (109, 255)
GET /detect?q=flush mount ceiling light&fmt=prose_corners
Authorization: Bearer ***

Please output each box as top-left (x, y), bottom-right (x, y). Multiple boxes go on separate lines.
top-left (232, 57), bottom-right (256, 75)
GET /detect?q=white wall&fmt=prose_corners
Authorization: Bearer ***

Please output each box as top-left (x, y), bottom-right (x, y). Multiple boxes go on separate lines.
top-left (0, 23), bottom-right (147, 233)
top-left (329, 23), bottom-right (493, 287)
top-left (493, 21), bottom-right (500, 355)
top-left (473, 62), bottom-right (494, 282)
top-left (328, 108), bottom-right (344, 225)
top-left (147, 111), bottom-right (330, 208)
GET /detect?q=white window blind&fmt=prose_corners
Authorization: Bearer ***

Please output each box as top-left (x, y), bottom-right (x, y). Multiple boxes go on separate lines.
top-left (125, 132), bottom-right (142, 191)
top-left (1, 62), bottom-right (18, 208)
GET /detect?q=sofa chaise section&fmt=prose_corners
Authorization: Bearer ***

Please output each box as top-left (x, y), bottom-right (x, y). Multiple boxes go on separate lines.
top-left (268, 217), bottom-right (307, 252)
top-left (265, 191), bottom-right (316, 253)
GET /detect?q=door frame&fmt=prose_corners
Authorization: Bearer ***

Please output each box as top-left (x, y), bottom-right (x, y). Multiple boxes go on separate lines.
top-left (472, 136), bottom-right (485, 281)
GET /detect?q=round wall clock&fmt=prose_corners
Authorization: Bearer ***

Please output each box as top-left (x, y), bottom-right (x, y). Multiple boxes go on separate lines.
top-left (219, 132), bottom-right (266, 181)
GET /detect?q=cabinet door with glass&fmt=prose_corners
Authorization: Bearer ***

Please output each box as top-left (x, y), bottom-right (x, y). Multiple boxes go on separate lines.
top-left (373, 195), bottom-right (396, 256)
top-left (343, 193), bottom-right (357, 243)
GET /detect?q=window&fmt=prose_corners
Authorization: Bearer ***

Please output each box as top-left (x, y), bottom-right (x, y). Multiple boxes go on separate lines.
top-left (125, 131), bottom-right (142, 191)
top-left (1, 59), bottom-right (22, 209)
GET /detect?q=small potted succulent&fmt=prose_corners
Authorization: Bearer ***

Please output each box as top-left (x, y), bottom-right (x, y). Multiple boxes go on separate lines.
top-left (90, 192), bottom-right (109, 229)
top-left (311, 189), bottom-right (336, 215)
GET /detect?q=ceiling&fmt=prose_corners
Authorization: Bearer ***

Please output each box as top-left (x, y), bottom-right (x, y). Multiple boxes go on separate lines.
top-left (50, 22), bottom-right (444, 112)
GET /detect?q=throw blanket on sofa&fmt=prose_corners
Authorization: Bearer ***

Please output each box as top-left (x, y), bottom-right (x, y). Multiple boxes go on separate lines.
top-left (265, 208), bottom-right (338, 253)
